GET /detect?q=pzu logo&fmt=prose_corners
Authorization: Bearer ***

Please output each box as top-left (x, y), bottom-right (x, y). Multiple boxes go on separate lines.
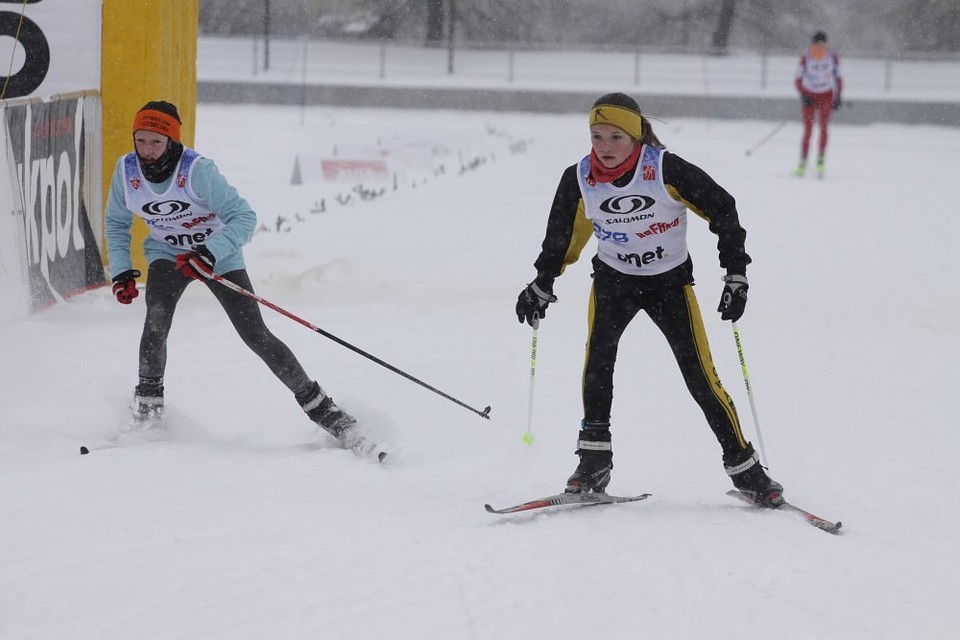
top-left (0, 1), bottom-right (49, 98)
top-left (599, 195), bottom-right (655, 215)
top-left (593, 222), bottom-right (629, 243)
top-left (142, 200), bottom-right (190, 216)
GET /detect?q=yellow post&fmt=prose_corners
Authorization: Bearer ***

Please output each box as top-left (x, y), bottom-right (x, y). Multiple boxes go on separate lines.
top-left (100, 0), bottom-right (198, 278)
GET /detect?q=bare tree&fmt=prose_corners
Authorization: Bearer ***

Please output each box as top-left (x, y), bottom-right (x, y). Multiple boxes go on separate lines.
top-left (894, 0), bottom-right (960, 52)
top-left (196, 0), bottom-right (960, 54)
top-left (711, 0), bottom-right (737, 52)
top-left (425, 0), bottom-right (445, 43)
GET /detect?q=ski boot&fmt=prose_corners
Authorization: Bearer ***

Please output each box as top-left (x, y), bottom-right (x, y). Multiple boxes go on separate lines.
top-left (792, 158), bottom-right (807, 177)
top-left (298, 381), bottom-right (386, 461)
top-left (724, 443), bottom-right (784, 507)
top-left (816, 155), bottom-right (826, 179)
top-left (564, 421), bottom-right (613, 494)
top-left (339, 427), bottom-right (388, 462)
top-left (132, 376), bottom-right (164, 426)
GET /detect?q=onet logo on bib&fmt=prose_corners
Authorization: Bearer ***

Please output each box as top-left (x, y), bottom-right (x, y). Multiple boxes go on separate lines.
top-left (617, 246), bottom-right (666, 268)
top-left (599, 195), bottom-right (655, 215)
top-left (164, 227), bottom-right (214, 247)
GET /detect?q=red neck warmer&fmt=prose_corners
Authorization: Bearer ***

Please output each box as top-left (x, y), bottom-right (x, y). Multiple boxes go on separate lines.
top-left (589, 144), bottom-right (642, 183)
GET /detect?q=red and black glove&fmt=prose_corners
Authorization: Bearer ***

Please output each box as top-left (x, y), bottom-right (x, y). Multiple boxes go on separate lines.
top-left (174, 245), bottom-right (216, 281)
top-left (111, 269), bottom-right (141, 304)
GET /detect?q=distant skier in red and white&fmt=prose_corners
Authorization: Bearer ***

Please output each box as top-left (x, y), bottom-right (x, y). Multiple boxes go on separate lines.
top-left (794, 31), bottom-right (842, 178)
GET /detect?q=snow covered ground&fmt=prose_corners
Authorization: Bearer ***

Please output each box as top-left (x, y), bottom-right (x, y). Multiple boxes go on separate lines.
top-left (2, 104), bottom-right (958, 639)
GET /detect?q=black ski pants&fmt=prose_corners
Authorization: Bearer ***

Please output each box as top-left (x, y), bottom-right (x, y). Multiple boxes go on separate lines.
top-left (138, 259), bottom-right (313, 396)
top-left (582, 263), bottom-right (748, 458)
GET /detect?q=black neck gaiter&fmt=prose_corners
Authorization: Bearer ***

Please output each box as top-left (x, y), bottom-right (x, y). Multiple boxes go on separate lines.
top-left (138, 140), bottom-right (184, 183)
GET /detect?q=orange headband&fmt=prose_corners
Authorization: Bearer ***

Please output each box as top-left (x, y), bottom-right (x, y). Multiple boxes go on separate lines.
top-left (132, 109), bottom-right (181, 142)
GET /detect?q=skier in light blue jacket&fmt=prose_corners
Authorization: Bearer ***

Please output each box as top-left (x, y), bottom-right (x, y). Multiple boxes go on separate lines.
top-left (105, 101), bottom-right (383, 459)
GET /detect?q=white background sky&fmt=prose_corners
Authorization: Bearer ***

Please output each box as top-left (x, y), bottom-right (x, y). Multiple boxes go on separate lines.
top-left (1, 101), bottom-right (958, 638)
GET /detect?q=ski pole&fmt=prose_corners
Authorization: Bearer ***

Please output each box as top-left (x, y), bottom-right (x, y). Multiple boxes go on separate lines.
top-left (209, 274), bottom-right (491, 420)
top-left (522, 314), bottom-right (540, 445)
top-left (744, 118), bottom-right (790, 156)
top-left (731, 321), bottom-right (768, 464)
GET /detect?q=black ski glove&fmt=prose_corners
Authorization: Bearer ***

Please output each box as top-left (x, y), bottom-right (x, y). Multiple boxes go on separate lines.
top-left (801, 94), bottom-right (814, 107)
top-left (718, 273), bottom-right (748, 322)
top-left (832, 96), bottom-right (842, 111)
top-left (516, 280), bottom-right (557, 327)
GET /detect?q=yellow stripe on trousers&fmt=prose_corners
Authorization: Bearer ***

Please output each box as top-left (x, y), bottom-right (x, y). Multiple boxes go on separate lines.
top-left (681, 284), bottom-right (747, 448)
top-left (582, 282), bottom-right (597, 395)
top-left (580, 280), bottom-right (746, 449)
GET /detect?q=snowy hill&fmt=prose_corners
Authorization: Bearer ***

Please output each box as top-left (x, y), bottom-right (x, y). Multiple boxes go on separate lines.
top-left (1, 104), bottom-right (958, 639)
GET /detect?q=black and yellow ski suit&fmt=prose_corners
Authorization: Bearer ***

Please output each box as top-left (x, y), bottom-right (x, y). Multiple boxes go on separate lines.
top-left (529, 145), bottom-right (752, 462)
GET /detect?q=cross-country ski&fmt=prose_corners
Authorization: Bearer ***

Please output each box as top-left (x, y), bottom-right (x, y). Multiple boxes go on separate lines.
top-left (726, 489), bottom-right (842, 534)
top-left (485, 492), bottom-right (651, 514)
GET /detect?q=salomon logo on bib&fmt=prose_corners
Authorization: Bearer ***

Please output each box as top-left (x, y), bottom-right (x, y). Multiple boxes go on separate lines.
top-left (599, 195), bottom-right (655, 215)
top-left (141, 200), bottom-right (191, 216)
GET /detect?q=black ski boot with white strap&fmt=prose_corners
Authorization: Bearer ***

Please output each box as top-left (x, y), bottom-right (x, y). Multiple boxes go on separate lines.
top-left (725, 443), bottom-right (784, 507)
top-left (297, 381), bottom-right (386, 461)
top-left (564, 421), bottom-right (613, 494)
top-left (133, 376), bottom-right (164, 424)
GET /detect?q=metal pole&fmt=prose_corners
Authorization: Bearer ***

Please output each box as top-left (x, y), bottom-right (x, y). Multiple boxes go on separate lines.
top-left (447, 0), bottom-right (455, 74)
top-left (263, 0), bottom-right (271, 71)
top-left (379, 41), bottom-right (386, 80)
top-left (299, 35), bottom-right (307, 124)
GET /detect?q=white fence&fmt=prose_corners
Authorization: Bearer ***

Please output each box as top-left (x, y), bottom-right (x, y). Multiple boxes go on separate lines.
top-left (198, 37), bottom-right (960, 103)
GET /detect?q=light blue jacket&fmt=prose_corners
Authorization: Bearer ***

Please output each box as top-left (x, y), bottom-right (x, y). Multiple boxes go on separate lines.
top-left (104, 150), bottom-right (256, 280)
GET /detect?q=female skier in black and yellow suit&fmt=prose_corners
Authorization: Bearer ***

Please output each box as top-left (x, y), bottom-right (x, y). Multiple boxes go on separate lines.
top-left (515, 93), bottom-right (783, 506)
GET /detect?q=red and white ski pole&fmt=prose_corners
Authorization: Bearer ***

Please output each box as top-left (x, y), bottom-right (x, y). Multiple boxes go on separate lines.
top-left (210, 273), bottom-right (491, 420)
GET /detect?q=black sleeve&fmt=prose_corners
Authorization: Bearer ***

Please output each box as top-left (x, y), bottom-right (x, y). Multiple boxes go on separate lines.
top-left (531, 164), bottom-right (589, 286)
top-left (662, 151), bottom-right (751, 275)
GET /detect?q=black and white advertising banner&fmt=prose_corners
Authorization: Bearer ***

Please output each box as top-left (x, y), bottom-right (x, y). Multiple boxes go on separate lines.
top-left (5, 96), bottom-right (105, 311)
top-left (0, 0), bottom-right (101, 99)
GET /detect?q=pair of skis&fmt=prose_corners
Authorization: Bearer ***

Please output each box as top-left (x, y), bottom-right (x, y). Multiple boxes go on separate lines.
top-left (484, 490), bottom-right (841, 535)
